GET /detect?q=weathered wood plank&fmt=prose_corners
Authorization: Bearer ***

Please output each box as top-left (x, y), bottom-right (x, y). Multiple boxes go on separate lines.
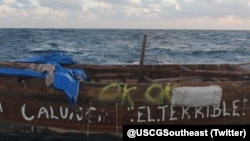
top-left (0, 62), bottom-right (250, 138)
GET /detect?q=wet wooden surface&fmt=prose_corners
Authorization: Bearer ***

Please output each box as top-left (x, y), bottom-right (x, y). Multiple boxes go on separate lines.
top-left (0, 63), bottom-right (250, 137)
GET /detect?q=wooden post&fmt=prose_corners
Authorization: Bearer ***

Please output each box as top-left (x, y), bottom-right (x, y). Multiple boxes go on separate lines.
top-left (138, 34), bottom-right (147, 82)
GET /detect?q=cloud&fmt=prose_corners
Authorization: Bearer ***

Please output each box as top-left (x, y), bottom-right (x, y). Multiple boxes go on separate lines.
top-left (16, 0), bottom-right (31, 5)
top-left (0, 0), bottom-right (249, 29)
top-left (38, 0), bottom-right (82, 10)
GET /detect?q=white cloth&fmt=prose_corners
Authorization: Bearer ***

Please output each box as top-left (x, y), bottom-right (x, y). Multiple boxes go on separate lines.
top-left (29, 63), bottom-right (55, 86)
top-left (171, 85), bottom-right (222, 107)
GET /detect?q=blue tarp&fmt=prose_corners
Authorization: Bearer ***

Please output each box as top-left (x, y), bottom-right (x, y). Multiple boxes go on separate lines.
top-left (0, 52), bottom-right (89, 105)
top-left (52, 62), bottom-right (80, 105)
top-left (0, 68), bottom-right (44, 78)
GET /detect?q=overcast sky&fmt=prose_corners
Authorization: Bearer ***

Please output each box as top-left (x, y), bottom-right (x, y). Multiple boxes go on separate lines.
top-left (0, 0), bottom-right (250, 30)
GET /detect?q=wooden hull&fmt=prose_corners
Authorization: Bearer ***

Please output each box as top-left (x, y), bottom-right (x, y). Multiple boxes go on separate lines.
top-left (0, 63), bottom-right (250, 138)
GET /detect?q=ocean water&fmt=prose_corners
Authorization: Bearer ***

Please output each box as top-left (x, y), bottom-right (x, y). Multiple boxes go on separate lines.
top-left (1, 29), bottom-right (250, 65)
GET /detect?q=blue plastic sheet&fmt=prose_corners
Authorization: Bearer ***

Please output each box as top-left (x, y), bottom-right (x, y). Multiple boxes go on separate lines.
top-left (0, 68), bottom-right (45, 78)
top-left (0, 52), bottom-right (89, 105)
top-left (52, 63), bottom-right (80, 105)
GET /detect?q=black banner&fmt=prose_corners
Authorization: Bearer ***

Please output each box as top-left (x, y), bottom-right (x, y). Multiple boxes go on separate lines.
top-left (123, 124), bottom-right (250, 140)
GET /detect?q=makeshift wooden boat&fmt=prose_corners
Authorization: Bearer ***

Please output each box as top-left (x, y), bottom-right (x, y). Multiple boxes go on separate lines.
top-left (0, 36), bottom-right (249, 140)
top-left (0, 61), bottom-right (250, 139)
